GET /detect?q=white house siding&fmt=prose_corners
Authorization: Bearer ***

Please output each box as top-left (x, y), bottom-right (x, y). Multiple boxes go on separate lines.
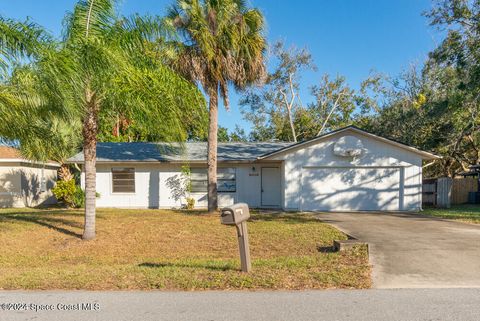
top-left (0, 162), bottom-right (58, 208)
top-left (269, 131), bottom-right (423, 211)
top-left (84, 163), bottom-right (281, 209)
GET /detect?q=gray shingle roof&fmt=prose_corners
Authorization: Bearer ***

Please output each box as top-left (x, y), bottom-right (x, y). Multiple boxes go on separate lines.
top-left (67, 142), bottom-right (293, 163)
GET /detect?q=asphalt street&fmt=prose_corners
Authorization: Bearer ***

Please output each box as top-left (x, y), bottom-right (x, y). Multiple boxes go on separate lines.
top-left (1, 289), bottom-right (480, 321)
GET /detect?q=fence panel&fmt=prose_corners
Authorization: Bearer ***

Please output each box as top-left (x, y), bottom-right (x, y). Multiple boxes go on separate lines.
top-left (422, 179), bottom-right (437, 206)
top-left (436, 177), bottom-right (452, 208)
top-left (452, 178), bottom-right (478, 204)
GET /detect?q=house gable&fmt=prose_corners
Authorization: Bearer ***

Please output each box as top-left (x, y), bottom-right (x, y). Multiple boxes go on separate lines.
top-left (258, 126), bottom-right (440, 161)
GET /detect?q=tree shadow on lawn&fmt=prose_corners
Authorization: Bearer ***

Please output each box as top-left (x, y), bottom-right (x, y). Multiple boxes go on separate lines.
top-left (138, 261), bottom-right (236, 271)
top-left (170, 209), bottom-right (211, 216)
top-left (0, 208), bottom-right (83, 217)
top-left (316, 245), bottom-right (337, 253)
top-left (0, 213), bottom-right (83, 238)
top-left (249, 212), bottom-right (320, 224)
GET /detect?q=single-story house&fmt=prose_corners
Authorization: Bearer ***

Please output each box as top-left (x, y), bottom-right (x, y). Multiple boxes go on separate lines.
top-left (67, 126), bottom-right (439, 211)
top-left (0, 146), bottom-right (59, 208)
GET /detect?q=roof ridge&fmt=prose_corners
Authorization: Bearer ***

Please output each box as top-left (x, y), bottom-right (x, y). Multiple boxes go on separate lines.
top-left (97, 141), bottom-right (293, 144)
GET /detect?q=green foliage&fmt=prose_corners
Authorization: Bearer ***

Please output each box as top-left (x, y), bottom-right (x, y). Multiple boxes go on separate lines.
top-left (167, 0), bottom-right (267, 210)
top-left (73, 185), bottom-right (86, 208)
top-left (241, 42), bottom-right (359, 142)
top-left (218, 125), bottom-right (248, 142)
top-left (165, 164), bottom-right (195, 209)
top-left (357, 0), bottom-right (480, 177)
top-left (181, 164), bottom-right (192, 194)
top-left (0, 2), bottom-right (208, 166)
top-left (166, 0), bottom-right (267, 105)
top-left (52, 179), bottom-right (77, 208)
top-left (0, 16), bottom-right (50, 79)
top-left (240, 41), bottom-right (315, 142)
top-left (185, 197), bottom-right (195, 210)
top-left (53, 180), bottom-right (96, 208)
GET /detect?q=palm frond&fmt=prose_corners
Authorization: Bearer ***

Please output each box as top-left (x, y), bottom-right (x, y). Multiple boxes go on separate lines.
top-left (0, 16), bottom-right (51, 79)
top-left (165, 0), bottom-right (266, 102)
top-left (63, 0), bottom-right (116, 44)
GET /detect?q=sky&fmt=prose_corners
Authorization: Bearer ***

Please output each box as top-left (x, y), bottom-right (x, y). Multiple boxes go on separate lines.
top-left (0, 0), bottom-right (442, 135)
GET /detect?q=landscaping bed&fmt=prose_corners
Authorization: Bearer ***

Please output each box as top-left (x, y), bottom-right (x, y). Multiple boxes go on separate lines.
top-left (0, 208), bottom-right (370, 290)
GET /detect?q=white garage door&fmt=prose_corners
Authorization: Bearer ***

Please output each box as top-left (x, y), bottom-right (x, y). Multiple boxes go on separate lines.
top-left (301, 167), bottom-right (401, 211)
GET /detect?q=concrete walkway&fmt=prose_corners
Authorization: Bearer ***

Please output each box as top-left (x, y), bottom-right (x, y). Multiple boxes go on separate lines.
top-left (318, 212), bottom-right (480, 288)
top-left (1, 289), bottom-right (480, 321)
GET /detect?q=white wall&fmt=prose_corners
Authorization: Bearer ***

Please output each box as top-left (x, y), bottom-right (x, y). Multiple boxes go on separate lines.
top-left (0, 162), bottom-right (58, 208)
top-left (81, 130), bottom-right (425, 211)
top-left (268, 130), bottom-right (423, 211)
top-left (84, 163), bottom-right (281, 209)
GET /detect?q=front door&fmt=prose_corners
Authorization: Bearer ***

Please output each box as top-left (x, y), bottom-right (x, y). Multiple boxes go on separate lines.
top-left (261, 167), bottom-right (281, 207)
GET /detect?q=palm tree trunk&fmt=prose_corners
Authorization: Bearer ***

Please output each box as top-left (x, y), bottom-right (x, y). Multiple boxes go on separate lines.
top-left (207, 86), bottom-right (218, 212)
top-left (82, 88), bottom-right (98, 240)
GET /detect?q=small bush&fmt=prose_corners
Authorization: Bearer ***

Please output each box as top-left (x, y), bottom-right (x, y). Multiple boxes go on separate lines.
top-left (52, 180), bottom-right (97, 208)
top-left (52, 179), bottom-right (76, 208)
top-left (73, 185), bottom-right (85, 208)
top-left (186, 197), bottom-right (195, 210)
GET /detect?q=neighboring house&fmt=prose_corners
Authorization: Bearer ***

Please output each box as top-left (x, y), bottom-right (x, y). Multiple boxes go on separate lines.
top-left (67, 126), bottom-right (439, 211)
top-left (0, 146), bottom-right (59, 208)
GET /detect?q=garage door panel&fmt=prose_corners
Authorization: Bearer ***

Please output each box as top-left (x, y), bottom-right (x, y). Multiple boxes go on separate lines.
top-left (301, 167), bottom-right (401, 211)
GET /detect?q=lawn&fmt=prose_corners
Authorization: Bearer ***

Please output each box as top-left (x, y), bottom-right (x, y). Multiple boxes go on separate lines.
top-left (422, 204), bottom-right (480, 224)
top-left (0, 208), bottom-right (370, 290)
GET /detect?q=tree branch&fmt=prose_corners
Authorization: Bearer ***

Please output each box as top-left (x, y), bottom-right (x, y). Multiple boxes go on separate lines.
top-left (317, 89), bottom-right (346, 136)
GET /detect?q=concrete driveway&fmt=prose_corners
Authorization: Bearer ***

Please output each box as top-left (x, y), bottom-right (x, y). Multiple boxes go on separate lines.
top-left (317, 212), bottom-right (480, 288)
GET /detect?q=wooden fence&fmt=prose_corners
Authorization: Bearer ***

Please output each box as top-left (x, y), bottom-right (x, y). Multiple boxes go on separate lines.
top-left (422, 178), bottom-right (437, 206)
top-left (422, 177), bottom-right (478, 206)
top-left (452, 177), bottom-right (478, 204)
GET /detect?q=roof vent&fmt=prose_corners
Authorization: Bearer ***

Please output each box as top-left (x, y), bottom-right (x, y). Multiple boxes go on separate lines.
top-left (333, 136), bottom-right (364, 158)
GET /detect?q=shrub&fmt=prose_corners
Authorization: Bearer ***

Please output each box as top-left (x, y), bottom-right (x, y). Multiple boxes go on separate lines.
top-left (73, 185), bottom-right (85, 208)
top-left (52, 179), bottom-right (76, 207)
top-left (52, 180), bottom-right (97, 208)
top-left (186, 197), bottom-right (195, 210)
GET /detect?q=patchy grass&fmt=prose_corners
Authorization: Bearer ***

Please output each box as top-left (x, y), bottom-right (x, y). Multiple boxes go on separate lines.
top-left (422, 205), bottom-right (480, 224)
top-left (0, 208), bottom-right (370, 290)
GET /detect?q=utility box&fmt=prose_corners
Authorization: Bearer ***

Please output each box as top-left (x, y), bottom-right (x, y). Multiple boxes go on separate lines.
top-left (220, 203), bottom-right (252, 272)
top-left (220, 203), bottom-right (250, 225)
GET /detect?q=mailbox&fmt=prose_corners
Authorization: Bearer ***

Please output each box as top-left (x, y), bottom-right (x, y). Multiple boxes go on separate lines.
top-left (220, 203), bottom-right (252, 272)
top-left (220, 203), bottom-right (250, 225)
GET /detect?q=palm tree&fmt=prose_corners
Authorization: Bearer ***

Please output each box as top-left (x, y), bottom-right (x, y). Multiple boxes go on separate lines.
top-left (0, 16), bottom-right (50, 131)
top-left (0, 0), bottom-right (205, 240)
top-left (166, 0), bottom-right (267, 212)
top-left (0, 16), bottom-right (48, 78)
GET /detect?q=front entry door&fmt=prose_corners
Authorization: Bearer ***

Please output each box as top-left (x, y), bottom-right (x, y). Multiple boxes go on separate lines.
top-left (261, 167), bottom-right (281, 207)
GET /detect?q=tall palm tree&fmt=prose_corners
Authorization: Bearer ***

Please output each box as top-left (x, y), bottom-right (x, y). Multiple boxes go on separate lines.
top-left (0, 0), bottom-right (205, 240)
top-left (166, 0), bottom-right (267, 212)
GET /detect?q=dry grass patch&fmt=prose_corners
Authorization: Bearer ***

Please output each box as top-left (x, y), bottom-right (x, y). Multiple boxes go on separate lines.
top-left (0, 208), bottom-right (370, 290)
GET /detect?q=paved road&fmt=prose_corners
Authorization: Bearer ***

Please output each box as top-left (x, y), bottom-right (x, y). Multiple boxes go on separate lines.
top-left (1, 289), bottom-right (480, 321)
top-left (318, 212), bottom-right (480, 288)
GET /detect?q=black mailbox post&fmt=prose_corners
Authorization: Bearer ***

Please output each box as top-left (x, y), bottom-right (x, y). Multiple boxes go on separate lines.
top-left (220, 203), bottom-right (251, 272)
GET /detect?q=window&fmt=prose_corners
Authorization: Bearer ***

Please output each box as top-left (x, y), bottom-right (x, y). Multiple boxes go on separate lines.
top-left (191, 168), bottom-right (207, 193)
top-left (112, 168), bottom-right (135, 193)
top-left (189, 168), bottom-right (236, 193)
top-left (218, 168), bottom-right (236, 192)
